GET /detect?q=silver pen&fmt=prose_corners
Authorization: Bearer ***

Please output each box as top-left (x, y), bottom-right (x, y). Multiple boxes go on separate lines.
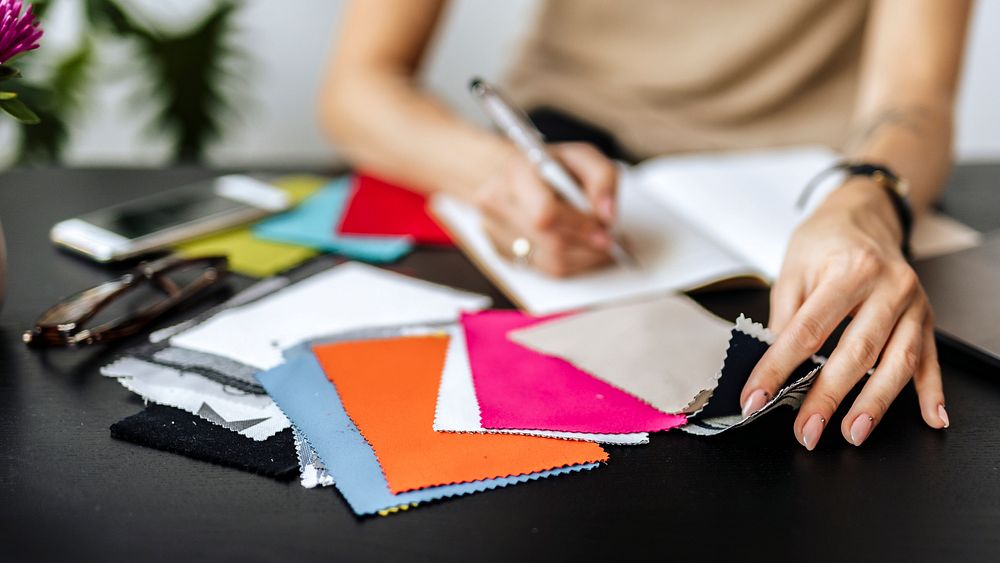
top-left (469, 77), bottom-right (635, 268)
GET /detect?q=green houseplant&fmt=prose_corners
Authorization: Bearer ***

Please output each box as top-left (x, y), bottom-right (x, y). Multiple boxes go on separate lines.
top-left (0, 0), bottom-right (243, 311)
top-left (12, 0), bottom-right (243, 163)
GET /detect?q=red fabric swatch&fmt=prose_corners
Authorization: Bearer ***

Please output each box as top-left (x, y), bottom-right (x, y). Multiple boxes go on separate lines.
top-left (337, 173), bottom-right (454, 246)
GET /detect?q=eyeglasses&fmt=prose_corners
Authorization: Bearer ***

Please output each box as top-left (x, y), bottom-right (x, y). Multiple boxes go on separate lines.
top-left (23, 255), bottom-right (229, 348)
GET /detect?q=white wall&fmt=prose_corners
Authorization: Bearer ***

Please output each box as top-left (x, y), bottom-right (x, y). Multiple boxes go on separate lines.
top-left (4, 0), bottom-right (998, 167)
top-left (956, 0), bottom-right (1000, 161)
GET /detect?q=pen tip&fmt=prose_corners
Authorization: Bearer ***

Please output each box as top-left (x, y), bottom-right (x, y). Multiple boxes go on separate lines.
top-left (469, 77), bottom-right (484, 93)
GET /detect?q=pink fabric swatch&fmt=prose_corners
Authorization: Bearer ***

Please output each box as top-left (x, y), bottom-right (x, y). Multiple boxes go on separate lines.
top-left (462, 310), bottom-right (687, 434)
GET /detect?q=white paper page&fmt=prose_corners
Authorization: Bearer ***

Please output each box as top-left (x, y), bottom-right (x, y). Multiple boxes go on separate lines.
top-left (431, 172), bottom-right (748, 315)
top-left (635, 146), bottom-right (983, 276)
top-left (170, 262), bottom-right (491, 369)
top-left (634, 146), bottom-right (843, 280)
top-left (433, 328), bottom-right (648, 445)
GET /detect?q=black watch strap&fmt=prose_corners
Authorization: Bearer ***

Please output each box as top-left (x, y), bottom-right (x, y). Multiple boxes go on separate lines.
top-left (798, 161), bottom-right (914, 260)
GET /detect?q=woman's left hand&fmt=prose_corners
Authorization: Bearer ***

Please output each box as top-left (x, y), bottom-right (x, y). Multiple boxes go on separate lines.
top-left (739, 179), bottom-right (950, 450)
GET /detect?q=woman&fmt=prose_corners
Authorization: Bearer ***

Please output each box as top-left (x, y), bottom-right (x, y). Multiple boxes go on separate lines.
top-left (318, 0), bottom-right (970, 449)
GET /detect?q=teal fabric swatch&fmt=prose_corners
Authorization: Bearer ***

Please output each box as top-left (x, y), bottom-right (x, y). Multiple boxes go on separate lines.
top-left (253, 177), bottom-right (413, 263)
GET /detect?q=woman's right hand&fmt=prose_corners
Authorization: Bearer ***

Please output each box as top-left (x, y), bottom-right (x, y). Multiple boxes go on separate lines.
top-left (474, 142), bottom-right (619, 277)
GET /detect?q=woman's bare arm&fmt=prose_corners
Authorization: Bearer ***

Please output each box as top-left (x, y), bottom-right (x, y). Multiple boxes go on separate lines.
top-left (743, 0), bottom-right (972, 449)
top-left (846, 0), bottom-right (973, 212)
top-left (318, 0), bottom-right (514, 200)
top-left (317, 0), bottom-right (618, 277)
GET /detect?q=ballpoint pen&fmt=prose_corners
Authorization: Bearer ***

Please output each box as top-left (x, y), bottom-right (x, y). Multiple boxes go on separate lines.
top-left (469, 77), bottom-right (636, 268)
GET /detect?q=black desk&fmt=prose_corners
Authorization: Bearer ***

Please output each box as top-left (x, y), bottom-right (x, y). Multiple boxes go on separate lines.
top-left (2, 167), bottom-right (998, 562)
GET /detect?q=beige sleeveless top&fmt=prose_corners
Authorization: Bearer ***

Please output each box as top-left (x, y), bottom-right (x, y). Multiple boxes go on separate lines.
top-left (506, 0), bottom-right (869, 159)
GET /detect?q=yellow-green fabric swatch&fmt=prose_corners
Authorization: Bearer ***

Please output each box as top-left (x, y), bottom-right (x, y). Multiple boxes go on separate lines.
top-left (175, 175), bottom-right (327, 278)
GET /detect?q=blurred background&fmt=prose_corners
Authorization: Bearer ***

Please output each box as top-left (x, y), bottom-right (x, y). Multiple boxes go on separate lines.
top-left (1, 0), bottom-right (997, 170)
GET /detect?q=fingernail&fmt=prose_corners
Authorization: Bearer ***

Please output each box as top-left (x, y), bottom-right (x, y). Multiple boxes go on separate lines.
top-left (741, 389), bottom-right (769, 418)
top-left (801, 414), bottom-right (826, 451)
top-left (599, 197), bottom-right (614, 223)
top-left (849, 413), bottom-right (875, 446)
top-left (938, 404), bottom-right (950, 429)
top-left (590, 230), bottom-right (611, 249)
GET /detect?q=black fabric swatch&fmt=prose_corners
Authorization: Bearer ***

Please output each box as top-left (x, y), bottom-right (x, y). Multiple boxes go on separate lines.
top-left (696, 328), bottom-right (821, 419)
top-left (110, 404), bottom-right (298, 480)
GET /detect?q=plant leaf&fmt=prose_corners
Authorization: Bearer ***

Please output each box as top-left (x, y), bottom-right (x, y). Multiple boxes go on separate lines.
top-left (0, 97), bottom-right (40, 124)
top-left (29, 0), bottom-right (54, 19)
top-left (0, 91), bottom-right (16, 100)
top-left (9, 40), bottom-right (93, 161)
top-left (0, 65), bottom-right (20, 81)
top-left (99, 0), bottom-right (243, 162)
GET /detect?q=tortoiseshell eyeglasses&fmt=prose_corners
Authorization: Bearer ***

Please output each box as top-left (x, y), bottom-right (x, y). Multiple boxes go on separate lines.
top-left (23, 254), bottom-right (228, 347)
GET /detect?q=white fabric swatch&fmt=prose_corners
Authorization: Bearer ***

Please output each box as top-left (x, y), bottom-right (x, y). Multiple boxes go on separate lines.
top-left (293, 428), bottom-right (335, 489)
top-left (433, 328), bottom-right (649, 445)
top-left (101, 357), bottom-right (289, 441)
top-left (509, 294), bottom-right (733, 414)
top-left (170, 262), bottom-right (491, 369)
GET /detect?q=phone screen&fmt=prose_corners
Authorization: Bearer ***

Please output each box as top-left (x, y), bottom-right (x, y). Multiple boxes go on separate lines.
top-left (79, 181), bottom-right (249, 240)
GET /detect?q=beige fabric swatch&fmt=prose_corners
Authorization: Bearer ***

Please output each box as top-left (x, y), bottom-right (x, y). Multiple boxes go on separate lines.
top-left (509, 294), bottom-right (733, 414)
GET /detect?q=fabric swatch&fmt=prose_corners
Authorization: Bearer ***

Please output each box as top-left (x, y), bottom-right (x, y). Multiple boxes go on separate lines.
top-left (256, 354), bottom-right (600, 516)
top-left (152, 346), bottom-right (264, 393)
top-left (176, 228), bottom-right (318, 279)
top-left (434, 327), bottom-right (649, 445)
top-left (253, 177), bottom-right (413, 263)
top-left (509, 294), bottom-right (733, 414)
top-left (681, 315), bottom-right (825, 436)
top-left (337, 173), bottom-right (454, 246)
top-left (463, 310), bottom-right (688, 434)
top-left (175, 176), bottom-right (326, 277)
top-left (293, 428), bottom-right (335, 489)
top-left (114, 277), bottom-right (294, 395)
top-left (110, 404), bottom-right (298, 479)
top-left (170, 262), bottom-right (491, 370)
top-left (149, 276), bottom-right (292, 343)
top-left (120, 338), bottom-right (265, 394)
top-left (101, 357), bottom-right (289, 440)
top-left (281, 324), bottom-right (453, 363)
top-left (313, 336), bottom-right (608, 494)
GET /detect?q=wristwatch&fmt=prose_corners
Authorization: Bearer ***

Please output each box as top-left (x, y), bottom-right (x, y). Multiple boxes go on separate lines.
top-left (797, 161), bottom-right (914, 259)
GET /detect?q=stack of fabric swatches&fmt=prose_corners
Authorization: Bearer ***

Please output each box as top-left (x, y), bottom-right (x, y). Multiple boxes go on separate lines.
top-left (175, 173), bottom-right (451, 279)
top-left (102, 262), bottom-right (825, 516)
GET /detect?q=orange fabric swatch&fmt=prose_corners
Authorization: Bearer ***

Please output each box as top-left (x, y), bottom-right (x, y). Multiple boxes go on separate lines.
top-left (314, 336), bottom-right (607, 494)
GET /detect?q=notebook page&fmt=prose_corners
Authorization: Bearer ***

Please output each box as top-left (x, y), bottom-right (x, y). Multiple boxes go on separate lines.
top-left (430, 170), bottom-right (749, 315)
top-left (633, 146), bottom-right (842, 280)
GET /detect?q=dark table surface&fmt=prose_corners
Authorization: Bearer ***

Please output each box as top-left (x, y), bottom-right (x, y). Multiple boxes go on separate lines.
top-left (1, 166), bottom-right (998, 562)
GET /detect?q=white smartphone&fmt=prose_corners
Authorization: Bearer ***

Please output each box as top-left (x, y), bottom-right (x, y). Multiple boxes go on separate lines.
top-left (51, 174), bottom-right (290, 262)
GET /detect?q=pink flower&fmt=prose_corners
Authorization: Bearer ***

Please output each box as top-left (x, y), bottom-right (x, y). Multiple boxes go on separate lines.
top-left (0, 0), bottom-right (42, 65)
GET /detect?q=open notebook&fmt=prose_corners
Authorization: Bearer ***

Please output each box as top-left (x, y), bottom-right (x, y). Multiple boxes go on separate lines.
top-left (431, 146), bottom-right (981, 315)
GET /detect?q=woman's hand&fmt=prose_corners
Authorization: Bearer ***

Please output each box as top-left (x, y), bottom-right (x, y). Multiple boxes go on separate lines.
top-left (476, 142), bottom-right (618, 277)
top-left (740, 179), bottom-right (949, 450)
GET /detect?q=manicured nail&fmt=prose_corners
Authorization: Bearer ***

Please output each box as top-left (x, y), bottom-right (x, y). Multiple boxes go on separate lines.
top-left (801, 414), bottom-right (826, 451)
top-left (741, 389), bottom-right (769, 418)
top-left (938, 404), bottom-right (950, 429)
top-left (849, 413), bottom-right (875, 446)
top-left (590, 230), bottom-right (611, 249)
top-left (599, 197), bottom-right (614, 223)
